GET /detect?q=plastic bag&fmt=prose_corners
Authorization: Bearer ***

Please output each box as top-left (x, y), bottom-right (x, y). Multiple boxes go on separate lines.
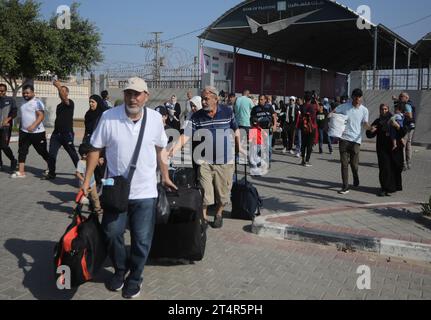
top-left (156, 184), bottom-right (171, 224)
top-left (328, 113), bottom-right (348, 138)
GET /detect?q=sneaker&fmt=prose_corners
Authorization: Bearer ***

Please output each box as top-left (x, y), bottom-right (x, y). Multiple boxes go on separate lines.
top-left (305, 163), bottom-right (313, 167)
top-left (296, 153), bottom-right (301, 158)
top-left (107, 273), bottom-right (125, 292)
top-left (10, 172), bottom-right (26, 179)
top-left (289, 150), bottom-right (295, 155)
top-left (338, 188), bottom-right (350, 195)
top-left (282, 148), bottom-right (287, 154)
top-left (122, 282), bottom-right (142, 299)
top-left (212, 215), bottom-right (223, 229)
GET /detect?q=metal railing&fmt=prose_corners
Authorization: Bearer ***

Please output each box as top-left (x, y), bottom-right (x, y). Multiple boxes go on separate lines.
top-left (359, 69), bottom-right (431, 91)
top-left (3, 78), bottom-right (91, 98)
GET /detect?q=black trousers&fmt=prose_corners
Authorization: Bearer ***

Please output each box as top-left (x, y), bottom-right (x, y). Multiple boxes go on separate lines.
top-left (48, 132), bottom-right (79, 175)
top-left (18, 131), bottom-right (50, 163)
top-left (286, 124), bottom-right (296, 151)
top-left (301, 131), bottom-right (314, 162)
top-left (0, 127), bottom-right (16, 163)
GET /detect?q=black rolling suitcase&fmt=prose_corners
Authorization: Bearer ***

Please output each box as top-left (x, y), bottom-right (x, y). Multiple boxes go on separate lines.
top-left (150, 186), bottom-right (207, 261)
top-left (231, 161), bottom-right (263, 221)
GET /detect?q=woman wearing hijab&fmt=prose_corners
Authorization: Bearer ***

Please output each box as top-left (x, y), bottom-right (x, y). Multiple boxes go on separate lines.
top-left (181, 96), bottom-right (202, 133)
top-left (83, 94), bottom-right (107, 144)
top-left (367, 104), bottom-right (404, 197)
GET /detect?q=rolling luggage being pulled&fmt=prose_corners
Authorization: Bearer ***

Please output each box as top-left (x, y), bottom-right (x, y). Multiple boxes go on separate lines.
top-left (231, 162), bottom-right (263, 221)
top-left (150, 186), bottom-right (207, 262)
top-left (54, 192), bottom-right (107, 288)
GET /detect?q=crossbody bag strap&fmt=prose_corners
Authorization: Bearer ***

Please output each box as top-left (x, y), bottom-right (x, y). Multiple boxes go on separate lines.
top-left (127, 107), bottom-right (148, 183)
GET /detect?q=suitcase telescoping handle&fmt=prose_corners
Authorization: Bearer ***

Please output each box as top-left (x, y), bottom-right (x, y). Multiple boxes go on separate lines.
top-left (235, 154), bottom-right (247, 183)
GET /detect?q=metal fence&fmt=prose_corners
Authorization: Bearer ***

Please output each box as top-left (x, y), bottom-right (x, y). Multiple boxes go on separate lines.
top-left (106, 67), bottom-right (201, 89)
top-left (3, 78), bottom-right (91, 98)
top-left (360, 69), bottom-right (431, 91)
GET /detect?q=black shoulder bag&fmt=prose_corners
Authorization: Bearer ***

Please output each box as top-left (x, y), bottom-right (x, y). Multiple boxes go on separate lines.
top-left (101, 108), bottom-right (147, 213)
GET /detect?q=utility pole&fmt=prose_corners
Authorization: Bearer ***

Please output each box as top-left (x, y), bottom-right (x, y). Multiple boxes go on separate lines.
top-left (141, 32), bottom-right (172, 81)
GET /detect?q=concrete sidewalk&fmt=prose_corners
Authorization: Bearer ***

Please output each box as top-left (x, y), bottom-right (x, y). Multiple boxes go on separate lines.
top-left (249, 143), bottom-right (431, 262)
top-left (253, 203), bottom-right (431, 262)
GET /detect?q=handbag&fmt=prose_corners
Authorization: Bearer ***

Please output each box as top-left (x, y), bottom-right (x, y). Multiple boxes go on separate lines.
top-left (100, 108), bottom-right (147, 213)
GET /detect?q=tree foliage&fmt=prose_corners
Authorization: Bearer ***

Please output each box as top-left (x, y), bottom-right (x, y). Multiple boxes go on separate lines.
top-left (0, 0), bottom-right (102, 95)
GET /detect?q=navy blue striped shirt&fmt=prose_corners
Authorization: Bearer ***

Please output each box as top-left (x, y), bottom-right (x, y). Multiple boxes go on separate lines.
top-left (185, 105), bottom-right (238, 165)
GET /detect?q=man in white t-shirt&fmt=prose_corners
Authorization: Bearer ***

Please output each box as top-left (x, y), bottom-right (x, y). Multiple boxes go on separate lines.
top-left (334, 89), bottom-right (371, 194)
top-left (81, 77), bottom-right (176, 299)
top-left (11, 84), bottom-right (50, 179)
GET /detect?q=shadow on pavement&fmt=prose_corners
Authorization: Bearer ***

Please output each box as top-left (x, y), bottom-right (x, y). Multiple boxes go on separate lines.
top-left (372, 208), bottom-right (431, 231)
top-left (259, 196), bottom-right (310, 213)
top-left (324, 159), bottom-right (379, 169)
top-left (4, 239), bottom-right (77, 300)
top-left (252, 176), bottom-right (371, 205)
top-left (37, 201), bottom-right (73, 215)
top-left (37, 191), bottom-right (77, 216)
top-left (48, 191), bottom-right (77, 203)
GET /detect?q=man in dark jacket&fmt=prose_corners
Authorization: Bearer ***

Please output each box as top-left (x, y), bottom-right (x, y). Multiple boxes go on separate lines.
top-left (0, 84), bottom-right (18, 172)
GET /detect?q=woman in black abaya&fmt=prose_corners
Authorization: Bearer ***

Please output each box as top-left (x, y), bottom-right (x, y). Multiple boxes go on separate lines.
top-left (83, 95), bottom-right (107, 144)
top-left (367, 104), bottom-right (404, 197)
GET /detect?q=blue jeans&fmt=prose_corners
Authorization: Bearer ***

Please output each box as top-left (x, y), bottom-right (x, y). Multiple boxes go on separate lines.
top-left (319, 128), bottom-right (333, 153)
top-left (48, 132), bottom-right (79, 175)
top-left (102, 198), bottom-right (157, 287)
top-left (295, 128), bottom-right (302, 154)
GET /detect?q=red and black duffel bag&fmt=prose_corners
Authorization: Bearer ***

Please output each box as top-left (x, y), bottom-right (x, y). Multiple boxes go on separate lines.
top-left (54, 192), bottom-right (107, 288)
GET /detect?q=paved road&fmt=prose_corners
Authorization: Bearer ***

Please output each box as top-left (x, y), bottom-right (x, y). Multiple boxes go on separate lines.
top-left (0, 139), bottom-right (430, 300)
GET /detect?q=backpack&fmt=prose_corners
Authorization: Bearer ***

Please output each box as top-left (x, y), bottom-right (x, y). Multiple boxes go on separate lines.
top-left (302, 113), bottom-right (314, 134)
top-left (54, 193), bottom-right (107, 288)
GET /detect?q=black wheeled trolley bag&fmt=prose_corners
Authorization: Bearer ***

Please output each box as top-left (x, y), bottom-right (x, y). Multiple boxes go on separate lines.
top-left (231, 161), bottom-right (263, 221)
top-left (150, 186), bottom-right (207, 261)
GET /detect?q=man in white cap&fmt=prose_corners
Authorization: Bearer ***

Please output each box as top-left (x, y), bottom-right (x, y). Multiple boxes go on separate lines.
top-left (81, 77), bottom-right (176, 299)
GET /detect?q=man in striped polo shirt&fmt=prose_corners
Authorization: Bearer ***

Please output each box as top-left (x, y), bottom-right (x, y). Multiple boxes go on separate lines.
top-left (170, 86), bottom-right (241, 229)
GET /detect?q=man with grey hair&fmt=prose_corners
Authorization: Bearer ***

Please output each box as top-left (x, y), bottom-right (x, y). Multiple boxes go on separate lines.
top-left (81, 77), bottom-right (176, 299)
top-left (170, 86), bottom-right (241, 229)
top-left (395, 92), bottom-right (415, 170)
